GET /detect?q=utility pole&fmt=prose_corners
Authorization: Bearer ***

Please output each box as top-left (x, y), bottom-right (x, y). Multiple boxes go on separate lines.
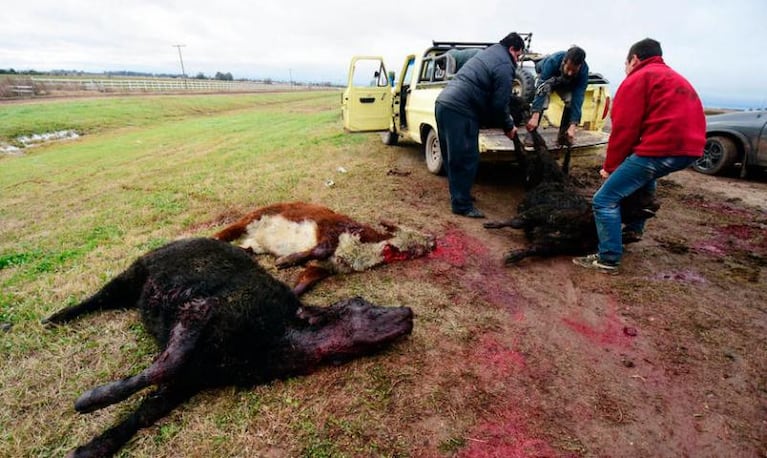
top-left (172, 44), bottom-right (187, 89)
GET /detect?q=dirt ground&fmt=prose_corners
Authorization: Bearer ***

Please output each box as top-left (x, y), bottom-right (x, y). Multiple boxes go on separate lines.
top-left (374, 144), bottom-right (767, 457)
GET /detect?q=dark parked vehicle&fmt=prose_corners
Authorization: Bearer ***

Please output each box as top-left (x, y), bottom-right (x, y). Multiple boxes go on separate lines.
top-left (693, 110), bottom-right (767, 176)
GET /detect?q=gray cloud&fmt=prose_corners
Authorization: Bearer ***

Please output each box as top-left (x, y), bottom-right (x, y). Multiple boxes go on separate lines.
top-left (2, 0), bottom-right (764, 107)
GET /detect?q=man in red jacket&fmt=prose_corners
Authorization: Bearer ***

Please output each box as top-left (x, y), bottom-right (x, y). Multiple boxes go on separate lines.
top-left (573, 38), bottom-right (705, 274)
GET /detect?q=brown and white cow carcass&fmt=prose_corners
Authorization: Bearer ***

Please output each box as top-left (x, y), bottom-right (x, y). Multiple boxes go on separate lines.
top-left (214, 202), bottom-right (435, 295)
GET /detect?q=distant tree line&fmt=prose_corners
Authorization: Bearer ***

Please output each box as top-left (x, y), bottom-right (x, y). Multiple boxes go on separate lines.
top-left (1, 68), bottom-right (340, 88)
top-left (194, 72), bottom-right (234, 81)
top-left (0, 68), bottom-right (44, 75)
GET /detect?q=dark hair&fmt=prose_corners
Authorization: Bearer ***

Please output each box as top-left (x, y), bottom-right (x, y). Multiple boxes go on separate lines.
top-left (564, 46), bottom-right (586, 66)
top-left (500, 32), bottom-right (526, 52)
top-left (627, 38), bottom-right (662, 61)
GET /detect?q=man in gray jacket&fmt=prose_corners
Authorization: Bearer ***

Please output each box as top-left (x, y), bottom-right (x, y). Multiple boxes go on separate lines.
top-left (435, 32), bottom-right (525, 218)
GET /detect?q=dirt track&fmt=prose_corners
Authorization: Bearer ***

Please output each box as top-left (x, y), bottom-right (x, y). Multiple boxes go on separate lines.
top-left (379, 145), bottom-right (767, 456)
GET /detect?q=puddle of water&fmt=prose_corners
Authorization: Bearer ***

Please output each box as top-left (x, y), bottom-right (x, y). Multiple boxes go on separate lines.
top-left (1, 130), bottom-right (80, 155)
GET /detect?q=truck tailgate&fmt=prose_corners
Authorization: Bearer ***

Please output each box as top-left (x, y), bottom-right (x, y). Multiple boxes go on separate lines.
top-left (478, 127), bottom-right (610, 152)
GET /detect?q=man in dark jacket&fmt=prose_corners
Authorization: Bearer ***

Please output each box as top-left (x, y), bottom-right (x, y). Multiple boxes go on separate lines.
top-left (573, 38), bottom-right (705, 274)
top-left (526, 46), bottom-right (589, 145)
top-left (435, 32), bottom-right (525, 218)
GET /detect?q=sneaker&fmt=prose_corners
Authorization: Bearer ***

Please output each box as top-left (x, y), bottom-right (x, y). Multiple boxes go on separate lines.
top-left (572, 254), bottom-right (619, 274)
top-left (622, 230), bottom-right (643, 244)
top-left (453, 207), bottom-right (485, 219)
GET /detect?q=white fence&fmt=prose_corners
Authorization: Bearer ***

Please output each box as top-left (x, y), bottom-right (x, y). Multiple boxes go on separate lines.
top-left (28, 77), bottom-right (306, 93)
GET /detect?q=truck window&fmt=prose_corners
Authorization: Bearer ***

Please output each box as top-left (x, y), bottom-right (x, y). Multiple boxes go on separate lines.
top-left (420, 59), bottom-right (434, 83)
top-left (352, 59), bottom-right (390, 88)
top-left (402, 58), bottom-right (415, 87)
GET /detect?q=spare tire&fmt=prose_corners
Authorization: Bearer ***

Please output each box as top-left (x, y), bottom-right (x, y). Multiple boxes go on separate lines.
top-left (513, 68), bottom-right (536, 104)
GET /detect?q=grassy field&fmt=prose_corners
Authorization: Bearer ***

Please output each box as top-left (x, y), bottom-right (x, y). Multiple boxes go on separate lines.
top-left (3, 89), bottom-right (767, 458)
top-left (2, 90), bottom-right (446, 456)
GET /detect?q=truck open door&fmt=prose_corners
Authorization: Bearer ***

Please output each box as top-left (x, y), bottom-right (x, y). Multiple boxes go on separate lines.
top-left (342, 57), bottom-right (393, 132)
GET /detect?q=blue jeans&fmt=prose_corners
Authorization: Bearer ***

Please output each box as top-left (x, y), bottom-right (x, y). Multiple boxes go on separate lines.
top-left (592, 154), bottom-right (697, 264)
top-left (435, 102), bottom-right (480, 214)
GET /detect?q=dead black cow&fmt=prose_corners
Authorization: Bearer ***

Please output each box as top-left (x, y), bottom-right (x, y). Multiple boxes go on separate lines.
top-left (43, 238), bottom-right (413, 458)
top-left (485, 131), bottom-right (658, 264)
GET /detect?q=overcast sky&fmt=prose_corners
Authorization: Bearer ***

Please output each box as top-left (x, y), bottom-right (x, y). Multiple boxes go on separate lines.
top-left (2, 0), bottom-right (765, 108)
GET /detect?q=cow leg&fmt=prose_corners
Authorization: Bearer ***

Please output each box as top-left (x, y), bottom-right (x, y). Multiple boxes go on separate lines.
top-left (43, 263), bottom-right (148, 325)
top-left (484, 218), bottom-right (518, 229)
top-left (293, 265), bottom-right (333, 296)
top-left (74, 298), bottom-right (214, 413)
top-left (212, 221), bottom-right (248, 242)
top-left (562, 145), bottom-right (572, 175)
top-left (504, 245), bottom-right (562, 265)
top-left (275, 241), bottom-right (335, 269)
top-left (68, 383), bottom-right (197, 458)
top-left (504, 248), bottom-right (536, 265)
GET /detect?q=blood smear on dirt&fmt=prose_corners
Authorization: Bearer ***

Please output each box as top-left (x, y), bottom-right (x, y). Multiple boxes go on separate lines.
top-left (428, 229), bottom-right (488, 267)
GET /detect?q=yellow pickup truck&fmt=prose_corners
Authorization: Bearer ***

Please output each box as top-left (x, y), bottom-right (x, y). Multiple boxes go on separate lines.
top-left (342, 37), bottom-right (612, 174)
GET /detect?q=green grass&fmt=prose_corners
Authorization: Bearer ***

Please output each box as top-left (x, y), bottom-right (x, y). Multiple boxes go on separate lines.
top-left (0, 90), bottom-right (506, 458)
top-left (0, 90), bottom-right (436, 457)
top-left (0, 92), bottom-right (329, 142)
top-left (1, 90), bottom-right (354, 332)
top-left (0, 92), bottom-right (346, 267)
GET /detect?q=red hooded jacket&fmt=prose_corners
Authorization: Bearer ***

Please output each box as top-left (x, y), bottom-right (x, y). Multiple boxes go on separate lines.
top-left (603, 56), bottom-right (706, 173)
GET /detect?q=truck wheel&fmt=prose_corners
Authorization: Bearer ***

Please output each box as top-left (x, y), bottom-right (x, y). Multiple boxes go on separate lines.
top-left (693, 136), bottom-right (737, 175)
top-left (383, 130), bottom-right (399, 146)
top-left (513, 68), bottom-right (536, 104)
top-left (424, 128), bottom-right (445, 175)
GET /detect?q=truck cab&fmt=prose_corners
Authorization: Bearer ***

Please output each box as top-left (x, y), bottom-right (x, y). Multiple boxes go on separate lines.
top-left (342, 38), bottom-right (611, 174)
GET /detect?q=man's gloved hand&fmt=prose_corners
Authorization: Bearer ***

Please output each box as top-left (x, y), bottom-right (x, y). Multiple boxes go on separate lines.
top-left (535, 82), bottom-right (552, 97)
top-left (535, 76), bottom-right (565, 97)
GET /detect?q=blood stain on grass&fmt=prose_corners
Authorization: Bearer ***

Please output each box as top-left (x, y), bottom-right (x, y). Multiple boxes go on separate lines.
top-left (561, 297), bottom-right (637, 349)
top-left (428, 227), bottom-right (488, 267)
top-left (474, 334), bottom-right (526, 379)
top-left (681, 195), bottom-right (757, 219)
top-left (428, 227), bottom-right (521, 309)
top-left (693, 223), bottom-right (767, 258)
top-left (458, 407), bottom-right (562, 458)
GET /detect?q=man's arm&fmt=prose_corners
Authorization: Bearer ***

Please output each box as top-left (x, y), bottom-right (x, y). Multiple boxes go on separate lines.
top-left (568, 63), bottom-right (589, 125)
top-left (530, 55), bottom-right (559, 113)
top-left (489, 63), bottom-right (516, 133)
top-left (603, 76), bottom-right (647, 172)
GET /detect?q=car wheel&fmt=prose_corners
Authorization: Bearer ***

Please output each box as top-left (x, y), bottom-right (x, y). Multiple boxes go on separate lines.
top-left (693, 136), bottom-right (737, 175)
top-left (424, 128), bottom-right (445, 175)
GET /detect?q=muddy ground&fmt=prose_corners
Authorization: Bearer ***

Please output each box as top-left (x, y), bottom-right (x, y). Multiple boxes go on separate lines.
top-left (370, 145), bottom-right (767, 457)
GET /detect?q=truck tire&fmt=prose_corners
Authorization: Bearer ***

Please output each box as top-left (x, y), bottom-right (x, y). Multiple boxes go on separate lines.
top-left (693, 136), bottom-right (737, 175)
top-left (513, 68), bottom-right (536, 104)
top-left (424, 128), bottom-right (445, 175)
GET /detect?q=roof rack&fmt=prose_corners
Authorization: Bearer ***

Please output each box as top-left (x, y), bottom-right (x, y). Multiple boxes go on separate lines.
top-left (432, 33), bottom-right (533, 51)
